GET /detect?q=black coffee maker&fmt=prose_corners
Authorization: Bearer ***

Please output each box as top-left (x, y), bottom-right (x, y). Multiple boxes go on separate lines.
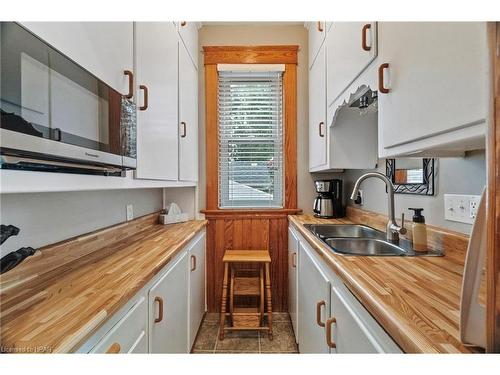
top-left (313, 179), bottom-right (344, 218)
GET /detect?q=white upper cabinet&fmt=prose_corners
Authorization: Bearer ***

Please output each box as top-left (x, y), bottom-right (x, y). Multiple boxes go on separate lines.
top-left (134, 22), bottom-right (179, 180)
top-left (377, 22), bottom-right (488, 157)
top-left (308, 22), bottom-right (326, 68)
top-left (20, 22), bottom-right (133, 95)
top-left (326, 22), bottom-right (377, 107)
top-left (309, 44), bottom-right (328, 171)
top-left (178, 22), bottom-right (199, 69)
top-left (178, 43), bottom-right (199, 182)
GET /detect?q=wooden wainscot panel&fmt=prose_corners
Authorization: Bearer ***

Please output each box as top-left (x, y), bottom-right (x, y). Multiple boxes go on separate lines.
top-left (204, 213), bottom-right (292, 312)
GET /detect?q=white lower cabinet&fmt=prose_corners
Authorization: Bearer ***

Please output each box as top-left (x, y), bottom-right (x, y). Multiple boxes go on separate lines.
top-left (288, 227), bottom-right (299, 343)
top-left (188, 233), bottom-right (206, 350)
top-left (328, 286), bottom-right (401, 353)
top-left (294, 226), bottom-right (402, 353)
top-left (80, 230), bottom-right (206, 354)
top-left (149, 252), bottom-right (189, 353)
top-left (297, 240), bottom-right (331, 353)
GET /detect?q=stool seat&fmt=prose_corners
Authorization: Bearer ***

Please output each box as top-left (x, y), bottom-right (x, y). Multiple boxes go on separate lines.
top-left (222, 250), bottom-right (271, 263)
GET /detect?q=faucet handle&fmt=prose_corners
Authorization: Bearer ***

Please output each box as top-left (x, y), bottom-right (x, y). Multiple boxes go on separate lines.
top-left (399, 213), bottom-right (407, 235)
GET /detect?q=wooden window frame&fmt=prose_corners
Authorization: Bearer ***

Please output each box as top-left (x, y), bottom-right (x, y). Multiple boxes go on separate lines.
top-left (487, 22), bottom-right (500, 353)
top-left (202, 45), bottom-right (299, 214)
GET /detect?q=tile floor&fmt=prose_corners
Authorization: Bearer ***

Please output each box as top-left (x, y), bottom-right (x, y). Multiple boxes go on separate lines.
top-left (191, 312), bottom-right (299, 354)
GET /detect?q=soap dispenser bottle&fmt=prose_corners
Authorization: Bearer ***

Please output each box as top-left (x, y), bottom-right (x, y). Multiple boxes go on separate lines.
top-left (408, 208), bottom-right (427, 252)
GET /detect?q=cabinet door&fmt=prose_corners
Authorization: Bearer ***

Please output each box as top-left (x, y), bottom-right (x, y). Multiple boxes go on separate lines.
top-left (20, 22), bottom-right (133, 95)
top-left (178, 22), bottom-right (198, 68)
top-left (288, 227), bottom-right (299, 343)
top-left (188, 233), bottom-right (206, 351)
top-left (135, 22), bottom-right (179, 180)
top-left (298, 241), bottom-right (331, 353)
top-left (149, 252), bottom-right (189, 353)
top-left (308, 21), bottom-right (326, 68)
top-left (326, 22), bottom-right (377, 106)
top-left (309, 44), bottom-right (328, 170)
top-left (378, 22), bottom-right (487, 155)
top-left (329, 287), bottom-right (379, 353)
top-left (178, 43), bottom-right (199, 182)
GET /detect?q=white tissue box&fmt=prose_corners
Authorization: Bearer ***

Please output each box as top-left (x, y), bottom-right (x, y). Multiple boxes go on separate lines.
top-left (160, 213), bottom-right (190, 225)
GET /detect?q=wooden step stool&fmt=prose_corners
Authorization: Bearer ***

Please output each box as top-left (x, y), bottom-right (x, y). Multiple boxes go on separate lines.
top-left (219, 250), bottom-right (273, 340)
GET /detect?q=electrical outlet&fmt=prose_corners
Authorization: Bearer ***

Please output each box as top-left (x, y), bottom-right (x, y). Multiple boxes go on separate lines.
top-left (444, 194), bottom-right (481, 224)
top-left (126, 204), bottom-right (134, 221)
top-left (469, 197), bottom-right (480, 219)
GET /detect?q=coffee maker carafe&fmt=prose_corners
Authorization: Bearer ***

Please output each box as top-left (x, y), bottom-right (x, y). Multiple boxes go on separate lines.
top-left (313, 179), bottom-right (344, 218)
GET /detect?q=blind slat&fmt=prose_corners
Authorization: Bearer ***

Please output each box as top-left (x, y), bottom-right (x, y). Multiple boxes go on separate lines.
top-left (218, 70), bottom-right (284, 209)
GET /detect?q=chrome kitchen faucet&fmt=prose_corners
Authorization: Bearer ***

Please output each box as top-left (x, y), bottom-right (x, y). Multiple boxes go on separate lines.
top-left (350, 172), bottom-right (406, 243)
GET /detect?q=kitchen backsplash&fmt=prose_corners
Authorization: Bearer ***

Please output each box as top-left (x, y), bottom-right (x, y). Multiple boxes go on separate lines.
top-left (0, 188), bottom-right (163, 257)
top-left (315, 150), bottom-right (486, 234)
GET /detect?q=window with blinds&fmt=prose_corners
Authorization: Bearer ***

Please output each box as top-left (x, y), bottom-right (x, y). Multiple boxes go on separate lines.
top-left (218, 70), bottom-right (284, 208)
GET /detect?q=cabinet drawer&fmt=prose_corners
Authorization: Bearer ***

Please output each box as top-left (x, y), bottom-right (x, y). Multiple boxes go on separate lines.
top-left (90, 296), bottom-right (147, 353)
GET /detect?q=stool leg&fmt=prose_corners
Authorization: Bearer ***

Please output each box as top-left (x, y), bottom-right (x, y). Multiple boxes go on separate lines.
top-left (265, 263), bottom-right (273, 340)
top-left (259, 265), bottom-right (264, 326)
top-left (229, 266), bottom-right (234, 326)
top-left (219, 263), bottom-right (229, 340)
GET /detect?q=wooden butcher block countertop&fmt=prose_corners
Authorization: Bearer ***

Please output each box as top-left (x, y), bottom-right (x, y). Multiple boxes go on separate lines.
top-left (0, 215), bottom-right (207, 353)
top-left (289, 213), bottom-right (483, 354)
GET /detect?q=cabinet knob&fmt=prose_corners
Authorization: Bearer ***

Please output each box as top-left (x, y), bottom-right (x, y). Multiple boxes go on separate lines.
top-left (326, 316), bottom-right (337, 348)
top-left (317, 22), bottom-right (324, 32)
top-left (106, 342), bottom-right (121, 353)
top-left (378, 63), bottom-right (390, 94)
top-left (361, 24), bottom-right (372, 51)
top-left (316, 300), bottom-right (326, 327)
top-left (124, 70), bottom-right (134, 99)
top-left (154, 296), bottom-right (164, 323)
top-left (181, 21), bottom-right (187, 27)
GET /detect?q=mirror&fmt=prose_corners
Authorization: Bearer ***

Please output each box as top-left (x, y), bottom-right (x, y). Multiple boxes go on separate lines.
top-left (386, 158), bottom-right (435, 195)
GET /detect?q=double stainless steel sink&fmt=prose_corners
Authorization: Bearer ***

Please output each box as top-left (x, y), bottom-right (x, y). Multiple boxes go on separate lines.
top-left (304, 224), bottom-right (442, 257)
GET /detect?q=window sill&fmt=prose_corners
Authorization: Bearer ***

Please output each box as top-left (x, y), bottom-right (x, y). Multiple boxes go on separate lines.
top-left (200, 208), bottom-right (302, 218)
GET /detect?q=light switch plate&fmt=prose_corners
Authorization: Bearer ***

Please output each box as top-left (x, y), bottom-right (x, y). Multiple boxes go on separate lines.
top-left (444, 194), bottom-right (481, 224)
top-left (126, 204), bottom-right (134, 221)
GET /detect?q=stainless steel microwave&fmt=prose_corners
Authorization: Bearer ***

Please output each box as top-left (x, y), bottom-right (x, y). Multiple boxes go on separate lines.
top-left (0, 22), bottom-right (136, 176)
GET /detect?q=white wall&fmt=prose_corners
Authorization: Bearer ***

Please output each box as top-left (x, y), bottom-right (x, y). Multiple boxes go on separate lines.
top-left (315, 150), bottom-right (487, 234)
top-left (197, 24), bottom-right (315, 213)
top-left (0, 188), bottom-right (163, 257)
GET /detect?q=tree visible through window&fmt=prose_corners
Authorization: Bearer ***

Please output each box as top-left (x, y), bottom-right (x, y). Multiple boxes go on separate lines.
top-left (218, 70), bottom-right (284, 208)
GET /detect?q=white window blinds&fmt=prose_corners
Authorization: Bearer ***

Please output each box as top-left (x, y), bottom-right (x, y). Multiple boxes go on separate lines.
top-left (218, 70), bottom-right (284, 208)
